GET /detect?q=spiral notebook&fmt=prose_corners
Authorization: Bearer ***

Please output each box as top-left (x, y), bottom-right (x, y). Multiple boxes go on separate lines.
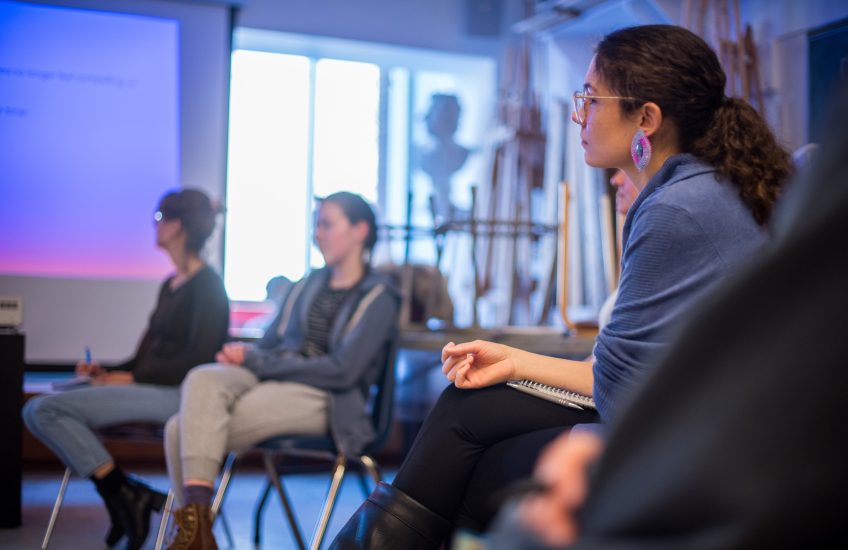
top-left (507, 380), bottom-right (596, 411)
top-left (51, 375), bottom-right (92, 391)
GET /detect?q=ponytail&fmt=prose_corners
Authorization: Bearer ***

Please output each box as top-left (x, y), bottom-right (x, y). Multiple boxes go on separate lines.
top-left (692, 97), bottom-right (792, 225)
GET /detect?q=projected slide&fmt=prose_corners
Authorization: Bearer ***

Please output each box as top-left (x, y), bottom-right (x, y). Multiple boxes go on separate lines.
top-left (0, 1), bottom-right (179, 279)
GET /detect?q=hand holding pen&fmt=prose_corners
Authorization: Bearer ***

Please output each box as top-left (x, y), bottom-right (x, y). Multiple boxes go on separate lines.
top-left (74, 346), bottom-right (104, 378)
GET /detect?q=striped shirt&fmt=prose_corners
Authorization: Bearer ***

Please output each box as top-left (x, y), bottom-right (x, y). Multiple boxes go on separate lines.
top-left (302, 283), bottom-right (356, 357)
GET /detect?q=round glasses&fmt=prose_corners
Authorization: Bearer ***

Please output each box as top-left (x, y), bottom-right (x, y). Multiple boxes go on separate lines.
top-left (572, 91), bottom-right (639, 125)
top-left (153, 211), bottom-right (171, 223)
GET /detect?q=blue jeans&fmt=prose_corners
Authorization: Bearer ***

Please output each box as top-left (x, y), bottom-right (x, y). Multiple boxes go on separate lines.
top-left (22, 384), bottom-right (180, 477)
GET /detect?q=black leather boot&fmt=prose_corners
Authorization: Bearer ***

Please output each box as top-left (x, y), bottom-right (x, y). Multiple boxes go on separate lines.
top-left (103, 495), bottom-right (125, 546)
top-left (102, 476), bottom-right (167, 550)
top-left (330, 482), bottom-right (451, 550)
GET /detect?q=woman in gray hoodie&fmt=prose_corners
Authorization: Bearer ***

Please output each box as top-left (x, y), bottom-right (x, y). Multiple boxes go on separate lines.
top-left (162, 192), bottom-right (400, 550)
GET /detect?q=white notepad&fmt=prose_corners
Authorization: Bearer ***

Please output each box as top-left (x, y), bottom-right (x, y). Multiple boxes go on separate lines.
top-left (506, 379), bottom-right (596, 411)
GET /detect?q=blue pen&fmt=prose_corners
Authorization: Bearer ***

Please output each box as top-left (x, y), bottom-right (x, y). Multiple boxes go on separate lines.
top-left (85, 346), bottom-right (92, 365)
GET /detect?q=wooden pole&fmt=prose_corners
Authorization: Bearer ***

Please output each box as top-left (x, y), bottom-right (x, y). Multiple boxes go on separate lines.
top-left (599, 193), bottom-right (617, 293)
top-left (470, 186), bottom-right (480, 327)
top-left (427, 195), bottom-right (444, 324)
top-left (733, 0), bottom-right (749, 100)
top-left (558, 181), bottom-right (576, 333)
top-left (745, 24), bottom-right (765, 114)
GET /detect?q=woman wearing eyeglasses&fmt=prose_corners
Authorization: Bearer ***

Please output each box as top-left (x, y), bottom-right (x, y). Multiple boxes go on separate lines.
top-left (23, 189), bottom-right (230, 550)
top-left (331, 24), bottom-right (792, 550)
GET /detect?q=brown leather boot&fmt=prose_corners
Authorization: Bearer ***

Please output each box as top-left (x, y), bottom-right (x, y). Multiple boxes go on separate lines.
top-left (165, 503), bottom-right (218, 550)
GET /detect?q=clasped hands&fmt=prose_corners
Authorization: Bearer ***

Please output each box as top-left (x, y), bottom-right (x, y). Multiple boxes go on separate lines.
top-left (440, 339), bottom-right (521, 389)
top-left (216, 342), bottom-right (247, 366)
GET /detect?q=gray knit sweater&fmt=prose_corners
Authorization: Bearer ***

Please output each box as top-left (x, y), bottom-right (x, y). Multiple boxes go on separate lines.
top-left (593, 154), bottom-right (766, 423)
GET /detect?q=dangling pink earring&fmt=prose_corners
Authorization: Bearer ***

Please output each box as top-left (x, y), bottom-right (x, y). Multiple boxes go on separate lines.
top-left (631, 129), bottom-right (652, 171)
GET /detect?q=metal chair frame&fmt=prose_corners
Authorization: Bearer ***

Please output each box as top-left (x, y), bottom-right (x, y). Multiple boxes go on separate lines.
top-left (205, 340), bottom-right (398, 550)
top-left (208, 446), bottom-right (379, 550)
top-left (37, 424), bottom-right (233, 550)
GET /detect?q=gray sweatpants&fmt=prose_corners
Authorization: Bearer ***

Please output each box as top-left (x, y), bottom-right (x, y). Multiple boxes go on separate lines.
top-left (164, 364), bottom-right (329, 505)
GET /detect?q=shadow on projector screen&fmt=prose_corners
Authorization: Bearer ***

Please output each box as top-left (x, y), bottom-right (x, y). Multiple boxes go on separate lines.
top-left (0, 0), bottom-right (179, 280)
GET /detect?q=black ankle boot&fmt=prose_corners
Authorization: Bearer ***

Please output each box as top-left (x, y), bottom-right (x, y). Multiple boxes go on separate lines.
top-left (102, 476), bottom-right (167, 550)
top-left (103, 496), bottom-right (125, 547)
top-left (330, 482), bottom-right (451, 550)
top-left (93, 469), bottom-right (127, 546)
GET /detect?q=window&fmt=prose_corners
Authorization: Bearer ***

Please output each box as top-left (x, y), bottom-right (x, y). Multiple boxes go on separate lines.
top-left (224, 30), bottom-right (496, 325)
top-left (224, 50), bottom-right (311, 301)
top-left (224, 51), bottom-right (380, 300)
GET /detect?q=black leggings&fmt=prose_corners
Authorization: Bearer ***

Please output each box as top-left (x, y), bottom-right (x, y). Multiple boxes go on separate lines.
top-left (392, 384), bottom-right (599, 531)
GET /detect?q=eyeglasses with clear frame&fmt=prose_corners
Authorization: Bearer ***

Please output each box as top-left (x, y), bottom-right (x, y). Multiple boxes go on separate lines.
top-left (572, 91), bottom-right (640, 125)
top-left (153, 211), bottom-right (171, 224)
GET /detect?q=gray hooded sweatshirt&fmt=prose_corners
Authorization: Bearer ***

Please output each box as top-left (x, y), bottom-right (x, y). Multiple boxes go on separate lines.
top-left (243, 267), bottom-right (400, 455)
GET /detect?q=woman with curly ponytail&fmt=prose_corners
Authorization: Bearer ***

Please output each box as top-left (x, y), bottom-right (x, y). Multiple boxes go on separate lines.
top-left (592, 24), bottom-right (792, 225)
top-left (329, 25), bottom-right (793, 550)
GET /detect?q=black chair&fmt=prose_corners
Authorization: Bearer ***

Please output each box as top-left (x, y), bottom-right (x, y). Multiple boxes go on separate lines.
top-left (209, 341), bottom-right (398, 550)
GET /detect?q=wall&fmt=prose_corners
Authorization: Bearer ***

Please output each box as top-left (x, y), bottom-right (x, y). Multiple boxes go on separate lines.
top-left (740, 0), bottom-right (848, 150)
top-left (234, 0), bottom-right (525, 59)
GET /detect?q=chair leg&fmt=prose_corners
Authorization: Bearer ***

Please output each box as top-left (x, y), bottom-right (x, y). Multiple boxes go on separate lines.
top-left (154, 489), bottom-right (175, 550)
top-left (155, 454), bottom-right (237, 550)
top-left (359, 454), bottom-right (382, 486)
top-left (309, 454), bottom-right (347, 550)
top-left (217, 510), bottom-right (235, 549)
top-left (209, 453), bottom-right (238, 549)
top-left (356, 471), bottom-right (371, 498)
top-left (252, 480), bottom-right (272, 547)
top-left (263, 453), bottom-right (307, 550)
top-left (211, 452), bottom-right (237, 519)
top-left (41, 467), bottom-right (71, 550)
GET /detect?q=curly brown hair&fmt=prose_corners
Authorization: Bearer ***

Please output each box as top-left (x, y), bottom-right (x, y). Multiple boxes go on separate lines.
top-left (595, 25), bottom-right (792, 225)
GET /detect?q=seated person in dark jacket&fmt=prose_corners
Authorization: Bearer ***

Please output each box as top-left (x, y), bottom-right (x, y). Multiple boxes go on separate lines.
top-left (23, 188), bottom-right (230, 550)
top-left (161, 192), bottom-right (401, 549)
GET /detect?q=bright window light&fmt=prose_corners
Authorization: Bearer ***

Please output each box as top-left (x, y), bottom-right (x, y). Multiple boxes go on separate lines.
top-left (310, 58), bottom-right (380, 268)
top-left (224, 50), bottom-right (310, 301)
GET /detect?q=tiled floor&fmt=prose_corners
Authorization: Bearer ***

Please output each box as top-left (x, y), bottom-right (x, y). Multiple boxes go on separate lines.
top-left (3, 468), bottom-right (396, 550)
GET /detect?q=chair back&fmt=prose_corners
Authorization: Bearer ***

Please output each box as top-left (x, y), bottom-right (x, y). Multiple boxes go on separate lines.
top-left (363, 338), bottom-right (398, 455)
